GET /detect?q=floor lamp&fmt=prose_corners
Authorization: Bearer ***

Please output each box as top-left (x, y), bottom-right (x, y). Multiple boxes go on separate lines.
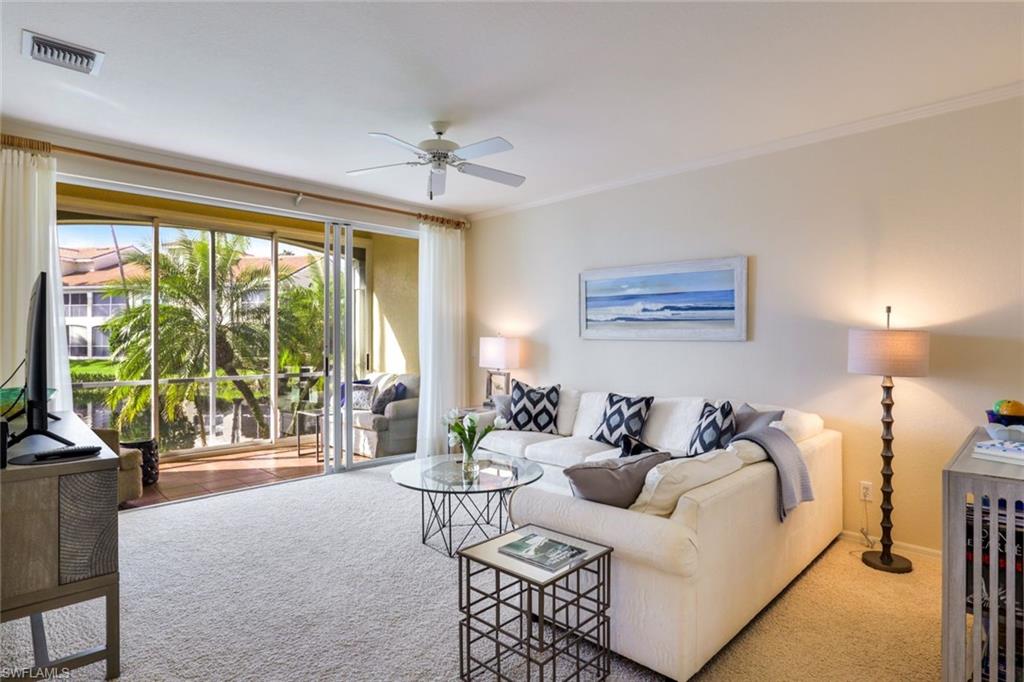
top-left (847, 307), bottom-right (929, 574)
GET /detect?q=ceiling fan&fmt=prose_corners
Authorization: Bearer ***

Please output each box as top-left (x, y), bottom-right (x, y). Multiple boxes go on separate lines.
top-left (347, 121), bottom-right (525, 200)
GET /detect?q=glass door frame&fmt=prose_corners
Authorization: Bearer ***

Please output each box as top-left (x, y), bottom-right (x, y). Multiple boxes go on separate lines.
top-left (322, 221), bottom-right (418, 473)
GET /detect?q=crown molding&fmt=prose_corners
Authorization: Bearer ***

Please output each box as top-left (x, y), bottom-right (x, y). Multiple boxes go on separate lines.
top-left (468, 81), bottom-right (1024, 222)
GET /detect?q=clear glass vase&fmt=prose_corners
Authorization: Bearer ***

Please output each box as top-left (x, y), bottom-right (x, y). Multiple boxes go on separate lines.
top-left (461, 447), bottom-right (480, 481)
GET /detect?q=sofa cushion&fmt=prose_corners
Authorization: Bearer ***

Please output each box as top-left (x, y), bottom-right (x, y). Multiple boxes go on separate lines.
top-left (480, 430), bottom-right (561, 458)
top-left (630, 449), bottom-right (744, 516)
top-left (722, 399), bottom-right (823, 442)
top-left (557, 388), bottom-right (582, 436)
top-left (642, 397), bottom-right (707, 451)
top-left (523, 436), bottom-right (617, 468)
top-left (510, 380), bottom-right (560, 434)
top-left (687, 401), bottom-right (736, 456)
top-left (565, 452), bottom-right (671, 508)
top-left (571, 392), bottom-right (610, 438)
top-left (353, 410), bottom-right (388, 432)
top-left (590, 393), bottom-right (655, 447)
top-left (393, 373), bottom-right (420, 398)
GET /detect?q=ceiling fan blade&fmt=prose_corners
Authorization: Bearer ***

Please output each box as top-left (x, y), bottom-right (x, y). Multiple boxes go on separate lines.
top-left (428, 167), bottom-right (446, 199)
top-left (346, 161), bottom-right (423, 176)
top-left (453, 136), bottom-right (513, 161)
top-left (368, 132), bottom-right (425, 156)
top-left (457, 162), bottom-right (525, 187)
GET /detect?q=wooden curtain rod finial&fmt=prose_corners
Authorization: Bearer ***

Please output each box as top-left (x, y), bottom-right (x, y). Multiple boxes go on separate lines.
top-left (1, 134), bottom-right (52, 155)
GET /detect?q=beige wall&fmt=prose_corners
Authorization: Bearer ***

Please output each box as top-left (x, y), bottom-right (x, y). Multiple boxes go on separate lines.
top-left (466, 98), bottom-right (1024, 551)
top-left (369, 233), bottom-right (419, 375)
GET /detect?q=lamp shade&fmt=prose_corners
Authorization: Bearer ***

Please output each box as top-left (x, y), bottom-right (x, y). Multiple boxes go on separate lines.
top-left (847, 329), bottom-right (930, 377)
top-left (479, 336), bottom-right (520, 370)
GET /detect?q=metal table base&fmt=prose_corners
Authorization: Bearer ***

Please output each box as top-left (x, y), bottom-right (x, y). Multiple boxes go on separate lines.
top-left (421, 489), bottom-right (513, 557)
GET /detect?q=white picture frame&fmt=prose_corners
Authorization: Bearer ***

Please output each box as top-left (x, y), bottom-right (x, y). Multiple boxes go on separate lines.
top-left (579, 256), bottom-right (748, 341)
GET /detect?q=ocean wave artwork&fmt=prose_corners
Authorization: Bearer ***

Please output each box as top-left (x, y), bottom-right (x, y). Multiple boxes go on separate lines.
top-left (580, 257), bottom-right (747, 340)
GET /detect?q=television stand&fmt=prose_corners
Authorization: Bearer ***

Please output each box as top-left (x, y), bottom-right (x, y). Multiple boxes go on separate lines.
top-left (6, 426), bottom-right (74, 448)
top-left (4, 410), bottom-right (72, 448)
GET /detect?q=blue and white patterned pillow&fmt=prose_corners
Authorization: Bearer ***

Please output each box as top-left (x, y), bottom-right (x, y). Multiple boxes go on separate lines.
top-left (619, 434), bottom-right (659, 458)
top-left (509, 380), bottom-right (560, 434)
top-left (590, 393), bottom-right (654, 447)
top-left (687, 401), bottom-right (735, 456)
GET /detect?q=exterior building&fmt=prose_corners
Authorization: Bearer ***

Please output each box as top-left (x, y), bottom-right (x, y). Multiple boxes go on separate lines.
top-left (60, 246), bottom-right (141, 358)
top-left (59, 245), bottom-right (318, 359)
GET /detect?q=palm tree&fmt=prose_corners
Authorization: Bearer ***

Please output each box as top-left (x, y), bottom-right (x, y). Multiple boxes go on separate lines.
top-left (104, 230), bottom-right (324, 447)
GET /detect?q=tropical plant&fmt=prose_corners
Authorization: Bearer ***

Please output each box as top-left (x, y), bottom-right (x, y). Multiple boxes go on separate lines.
top-left (103, 230), bottom-right (324, 447)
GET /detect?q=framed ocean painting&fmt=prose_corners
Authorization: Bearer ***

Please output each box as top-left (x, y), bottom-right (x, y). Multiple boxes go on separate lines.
top-left (579, 256), bottom-right (747, 341)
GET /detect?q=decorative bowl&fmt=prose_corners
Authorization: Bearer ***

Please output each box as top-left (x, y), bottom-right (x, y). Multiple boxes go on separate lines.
top-left (986, 423), bottom-right (1024, 442)
top-left (986, 410), bottom-right (1024, 427)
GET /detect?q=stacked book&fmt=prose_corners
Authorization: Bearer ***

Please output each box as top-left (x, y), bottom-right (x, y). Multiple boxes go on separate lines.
top-left (973, 440), bottom-right (1024, 466)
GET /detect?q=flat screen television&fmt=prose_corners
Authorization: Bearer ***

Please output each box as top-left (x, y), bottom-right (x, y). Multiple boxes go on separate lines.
top-left (7, 272), bottom-right (72, 447)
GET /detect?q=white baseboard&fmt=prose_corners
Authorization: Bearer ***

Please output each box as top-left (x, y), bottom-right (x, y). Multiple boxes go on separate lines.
top-left (839, 530), bottom-right (941, 558)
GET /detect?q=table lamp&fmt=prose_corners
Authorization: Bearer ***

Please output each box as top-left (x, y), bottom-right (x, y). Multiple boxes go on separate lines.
top-left (847, 306), bottom-right (929, 573)
top-left (479, 336), bottom-right (520, 406)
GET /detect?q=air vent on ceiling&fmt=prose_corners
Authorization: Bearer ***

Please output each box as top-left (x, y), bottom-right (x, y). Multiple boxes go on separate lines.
top-left (21, 30), bottom-right (105, 76)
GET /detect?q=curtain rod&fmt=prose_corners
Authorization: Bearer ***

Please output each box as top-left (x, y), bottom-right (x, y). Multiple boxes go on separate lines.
top-left (0, 133), bottom-right (467, 229)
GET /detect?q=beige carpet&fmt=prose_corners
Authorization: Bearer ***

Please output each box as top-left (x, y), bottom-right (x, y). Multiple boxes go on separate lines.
top-left (694, 539), bottom-right (941, 681)
top-left (1, 465), bottom-right (940, 680)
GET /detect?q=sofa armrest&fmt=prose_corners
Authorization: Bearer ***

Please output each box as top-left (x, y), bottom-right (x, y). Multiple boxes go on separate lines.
top-left (509, 486), bottom-right (698, 577)
top-left (384, 397), bottom-right (419, 421)
top-left (118, 447), bottom-right (143, 471)
top-left (92, 428), bottom-right (120, 453)
top-left (474, 409), bottom-right (498, 429)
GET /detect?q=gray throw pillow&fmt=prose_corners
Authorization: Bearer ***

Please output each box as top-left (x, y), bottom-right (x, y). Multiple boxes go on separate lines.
top-left (729, 403), bottom-right (785, 444)
top-left (564, 452), bottom-right (671, 508)
top-left (371, 384), bottom-right (399, 415)
top-left (492, 394), bottom-right (512, 421)
top-left (350, 384), bottom-right (377, 411)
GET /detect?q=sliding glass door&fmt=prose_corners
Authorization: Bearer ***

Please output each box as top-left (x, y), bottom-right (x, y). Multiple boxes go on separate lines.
top-left (58, 211), bottom-right (417, 472)
top-left (322, 224), bottom-right (420, 471)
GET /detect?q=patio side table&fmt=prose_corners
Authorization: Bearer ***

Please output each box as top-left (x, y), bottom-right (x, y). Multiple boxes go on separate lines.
top-left (294, 410), bottom-right (323, 463)
top-left (457, 524), bottom-right (612, 681)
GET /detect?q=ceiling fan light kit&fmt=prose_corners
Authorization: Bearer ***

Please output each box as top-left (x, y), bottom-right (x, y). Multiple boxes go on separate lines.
top-left (348, 121), bottom-right (526, 200)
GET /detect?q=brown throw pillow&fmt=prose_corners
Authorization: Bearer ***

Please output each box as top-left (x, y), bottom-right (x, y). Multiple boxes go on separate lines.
top-left (564, 452), bottom-right (671, 508)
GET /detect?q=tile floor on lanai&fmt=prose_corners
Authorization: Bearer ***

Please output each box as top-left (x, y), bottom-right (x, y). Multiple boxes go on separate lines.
top-left (126, 443), bottom-right (370, 508)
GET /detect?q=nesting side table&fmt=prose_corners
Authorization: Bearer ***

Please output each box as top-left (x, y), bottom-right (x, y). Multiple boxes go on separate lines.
top-left (457, 524), bottom-right (612, 681)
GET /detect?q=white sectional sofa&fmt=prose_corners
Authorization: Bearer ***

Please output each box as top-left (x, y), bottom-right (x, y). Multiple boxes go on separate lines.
top-left (478, 390), bottom-right (842, 681)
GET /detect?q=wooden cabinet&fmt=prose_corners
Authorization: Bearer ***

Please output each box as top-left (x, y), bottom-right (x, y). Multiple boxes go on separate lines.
top-left (942, 427), bottom-right (1024, 681)
top-left (1, 412), bottom-right (120, 680)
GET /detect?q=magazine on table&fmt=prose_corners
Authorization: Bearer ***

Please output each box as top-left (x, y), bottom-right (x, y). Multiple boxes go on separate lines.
top-left (973, 440), bottom-right (1024, 466)
top-left (498, 533), bottom-right (587, 572)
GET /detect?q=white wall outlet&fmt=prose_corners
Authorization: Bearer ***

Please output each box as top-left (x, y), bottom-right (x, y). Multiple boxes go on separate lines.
top-left (859, 480), bottom-right (873, 501)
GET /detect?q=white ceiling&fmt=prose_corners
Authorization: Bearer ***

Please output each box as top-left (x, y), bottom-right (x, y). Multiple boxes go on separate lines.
top-left (3, 2), bottom-right (1021, 218)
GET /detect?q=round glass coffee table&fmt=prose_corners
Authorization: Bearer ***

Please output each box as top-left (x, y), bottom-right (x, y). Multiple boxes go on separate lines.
top-left (390, 453), bottom-right (543, 557)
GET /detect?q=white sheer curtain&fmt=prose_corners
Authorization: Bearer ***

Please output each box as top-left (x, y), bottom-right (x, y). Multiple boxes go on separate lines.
top-left (0, 149), bottom-right (73, 411)
top-left (416, 222), bottom-right (466, 457)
